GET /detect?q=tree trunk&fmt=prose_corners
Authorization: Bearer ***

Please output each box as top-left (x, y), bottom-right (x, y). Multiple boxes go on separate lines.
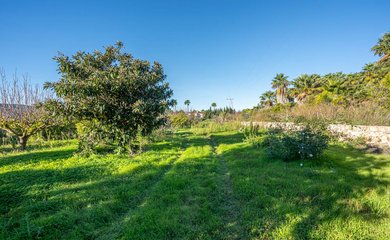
top-left (19, 135), bottom-right (29, 151)
top-left (276, 93), bottom-right (288, 104)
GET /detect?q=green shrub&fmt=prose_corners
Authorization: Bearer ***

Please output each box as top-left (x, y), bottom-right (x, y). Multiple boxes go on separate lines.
top-left (262, 121), bottom-right (330, 161)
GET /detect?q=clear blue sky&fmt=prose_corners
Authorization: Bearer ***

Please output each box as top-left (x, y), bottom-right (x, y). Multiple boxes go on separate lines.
top-left (1, 0), bottom-right (389, 110)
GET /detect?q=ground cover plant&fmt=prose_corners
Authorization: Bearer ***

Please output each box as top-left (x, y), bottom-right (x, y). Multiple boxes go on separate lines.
top-left (1, 129), bottom-right (389, 239)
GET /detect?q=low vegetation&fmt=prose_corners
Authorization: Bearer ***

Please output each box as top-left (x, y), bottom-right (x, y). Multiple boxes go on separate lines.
top-left (244, 120), bottom-right (330, 162)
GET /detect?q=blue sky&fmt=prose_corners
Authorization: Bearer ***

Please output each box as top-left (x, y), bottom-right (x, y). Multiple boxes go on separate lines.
top-left (1, 0), bottom-right (389, 110)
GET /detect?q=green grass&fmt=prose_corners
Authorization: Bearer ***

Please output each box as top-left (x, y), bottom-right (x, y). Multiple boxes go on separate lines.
top-left (1, 131), bottom-right (389, 239)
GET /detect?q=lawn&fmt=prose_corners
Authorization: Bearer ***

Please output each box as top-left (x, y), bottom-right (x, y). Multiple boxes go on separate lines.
top-left (0, 131), bottom-right (389, 239)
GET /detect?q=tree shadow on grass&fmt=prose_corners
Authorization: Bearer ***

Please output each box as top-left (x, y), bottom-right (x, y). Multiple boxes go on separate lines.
top-left (148, 131), bottom-right (209, 152)
top-left (217, 141), bottom-right (390, 239)
top-left (0, 140), bottom-right (76, 154)
top-left (0, 148), bottom-right (75, 168)
top-left (0, 165), bottom-right (106, 215)
top-left (210, 132), bottom-right (244, 145)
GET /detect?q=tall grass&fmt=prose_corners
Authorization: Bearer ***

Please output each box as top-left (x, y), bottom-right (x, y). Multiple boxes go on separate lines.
top-left (191, 120), bottom-right (241, 135)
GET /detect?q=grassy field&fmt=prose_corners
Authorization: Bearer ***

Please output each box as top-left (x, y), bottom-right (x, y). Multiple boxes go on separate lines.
top-left (1, 131), bottom-right (389, 239)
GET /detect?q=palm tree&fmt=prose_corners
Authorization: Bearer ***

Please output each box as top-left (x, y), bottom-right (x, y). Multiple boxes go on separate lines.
top-left (211, 102), bottom-right (217, 110)
top-left (184, 100), bottom-right (191, 112)
top-left (291, 74), bottom-right (321, 104)
top-left (259, 91), bottom-right (275, 108)
top-left (271, 73), bottom-right (290, 104)
top-left (313, 72), bottom-right (347, 104)
top-left (371, 32), bottom-right (390, 63)
top-left (171, 99), bottom-right (177, 112)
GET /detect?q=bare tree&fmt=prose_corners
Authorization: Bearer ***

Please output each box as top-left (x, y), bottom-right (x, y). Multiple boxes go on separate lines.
top-left (0, 69), bottom-right (60, 150)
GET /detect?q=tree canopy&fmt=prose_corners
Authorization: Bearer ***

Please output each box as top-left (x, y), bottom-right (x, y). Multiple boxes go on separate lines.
top-left (45, 42), bottom-right (173, 153)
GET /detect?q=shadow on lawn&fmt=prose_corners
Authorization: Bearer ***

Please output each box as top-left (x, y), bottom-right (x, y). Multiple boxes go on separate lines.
top-left (0, 140), bottom-right (75, 154)
top-left (0, 165), bottom-right (106, 215)
top-left (218, 141), bottom-right (390, 239)
top-left (148, 131), bottom-right (208, 152)
top-left (0, 148), bottom-right (75, 168)
top-left (209, 132), bottom-right (244, 145)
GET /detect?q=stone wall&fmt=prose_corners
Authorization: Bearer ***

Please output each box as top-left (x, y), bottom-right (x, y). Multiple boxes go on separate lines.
top-left (241, 122), bottom-right (390, 148)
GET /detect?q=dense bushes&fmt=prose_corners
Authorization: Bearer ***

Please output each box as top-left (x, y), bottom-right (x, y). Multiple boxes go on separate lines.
top-left (244, 120), bottom-right (330, 161)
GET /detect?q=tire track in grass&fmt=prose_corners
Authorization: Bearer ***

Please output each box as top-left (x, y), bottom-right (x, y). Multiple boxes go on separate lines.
top-left (210, 135), bottom-right (246, 240)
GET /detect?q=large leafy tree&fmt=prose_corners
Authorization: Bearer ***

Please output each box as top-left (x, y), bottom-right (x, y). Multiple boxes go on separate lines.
top-left (271, 73), bottom-right (290, 104)
top-left (45, 42), bottom-right (173, 153)
top-left (184, 99), bottom-right (191, 112)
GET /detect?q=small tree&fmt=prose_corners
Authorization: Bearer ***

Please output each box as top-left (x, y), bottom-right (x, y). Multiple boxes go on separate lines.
top-left (211, 102), bottom-right (217, 110)
top-left (45, 42), bottom-right (174, 154)
top-left (0, 69), bottom-right (60, 150)
top-left (259, 91), bottom-right (275, 108)
top-left (184, 99), bottom-right (191, 112)
top-left (171, 99), bottom-right (178, 112)
top-left (271, 73), bottom-right (290, 104)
